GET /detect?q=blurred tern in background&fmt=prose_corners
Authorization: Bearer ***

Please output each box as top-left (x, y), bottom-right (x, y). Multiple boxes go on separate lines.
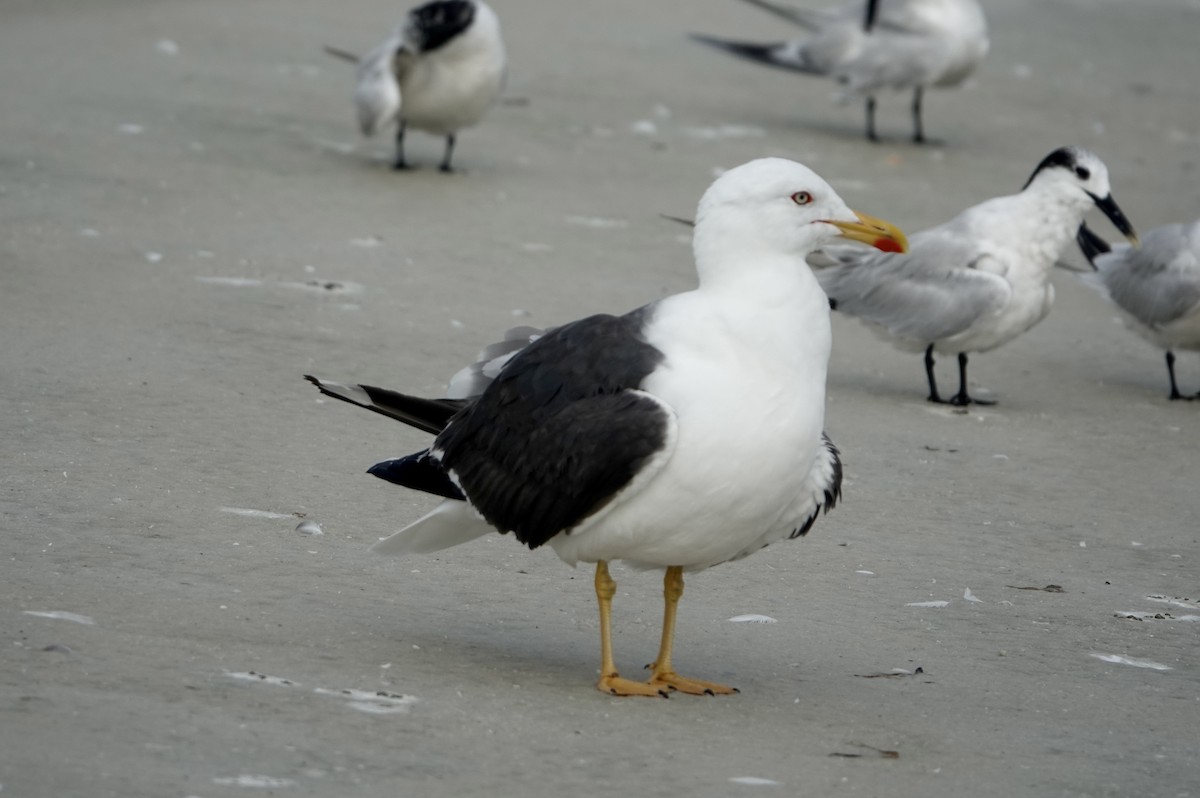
top-left (326, 0), bottom-right (506, 171)
top-left (691, 0), bottom-right (989, 142)
top-left (816, 147), bottom-right (1139, 405)
top-left (1077, 220), bottom-right (1200, 400)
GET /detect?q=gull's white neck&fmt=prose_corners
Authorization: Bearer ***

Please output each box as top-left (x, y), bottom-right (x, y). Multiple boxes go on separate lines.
top-left (694, 219), bottom-right (824, 299)
top-left (690, 219), bottom-right (833, 362)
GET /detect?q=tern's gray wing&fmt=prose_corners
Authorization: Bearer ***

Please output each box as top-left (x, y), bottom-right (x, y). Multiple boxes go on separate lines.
top-left (1093, 223), bottom-right (1200, 328)
top-left (690, 33), bottom-right (844, 76)
top-left (875, 0), bottom-right (951, 33)
top-left (856, 0), bottom-right (988, 91)
top-left (354, 36), bottom-right (402, 136)
top-left (832, 34), bottom-right (942, 93)
top-left (818, 236), bottom-right (1010, 344)
top-left (739, 0), bottom-right (939, 34)
top-left (444, 326), bottom-right (545, 400)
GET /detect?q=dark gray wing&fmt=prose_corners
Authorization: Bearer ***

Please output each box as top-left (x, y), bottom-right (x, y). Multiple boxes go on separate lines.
top-left (367, 449), bottom-right (464, 500)
top-left (434, 309), bottom-right (672, 550)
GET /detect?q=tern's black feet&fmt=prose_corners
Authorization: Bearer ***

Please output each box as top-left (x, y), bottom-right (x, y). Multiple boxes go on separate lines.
top-left (927, 393), bottom-right (995, 407)
top-left (392, 159), bottom-right (412, 171)
top-left (950, 393), bottom-right (995, 407)
top-left (438, 134), bottom-right (458, 174)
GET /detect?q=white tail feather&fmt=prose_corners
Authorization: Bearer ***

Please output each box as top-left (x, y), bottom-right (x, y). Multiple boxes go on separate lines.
top-left (371, 500), bottom-right (493, 556)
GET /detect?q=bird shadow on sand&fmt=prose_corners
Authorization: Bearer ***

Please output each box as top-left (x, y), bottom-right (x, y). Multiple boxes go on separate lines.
top-left (357, 587), bottom-right (745, 698)
top-left (365, 621), bottom-right (694, 697)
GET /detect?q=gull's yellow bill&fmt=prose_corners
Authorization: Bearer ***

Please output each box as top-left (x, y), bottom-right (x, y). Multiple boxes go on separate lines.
top-left (825, 211), bottom-right (908, 253)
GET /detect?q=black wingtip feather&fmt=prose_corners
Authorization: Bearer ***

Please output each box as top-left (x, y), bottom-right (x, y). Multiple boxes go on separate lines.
top-left (368, 450), bottom-right (465, 500)
top-left (305, 375), bottom-right (469, 435)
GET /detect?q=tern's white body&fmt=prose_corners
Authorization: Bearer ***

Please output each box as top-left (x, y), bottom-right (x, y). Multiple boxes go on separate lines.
top-left (817, 149), bottom-right (1119, 358)
top-left (803, 0), bottom-right (989, 98)
top-left (354, 1), bottom-right (506, 139)
top-left (694, 0), bottom-right (988, 140)
top-left (724, 0), bottom-right (988, 99)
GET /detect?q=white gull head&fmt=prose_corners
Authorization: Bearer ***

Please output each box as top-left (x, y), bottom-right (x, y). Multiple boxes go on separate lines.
top-left (693, 157), bottom-right (906, 286)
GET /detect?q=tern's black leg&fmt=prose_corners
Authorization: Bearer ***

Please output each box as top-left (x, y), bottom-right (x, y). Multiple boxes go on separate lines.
top-left (864, 0), bottom-right (880, 31)
top-left (950, 352), bottom-right (995, 406)
top-left (393, 121), bottom-right (410, 170)
top-left (438, 134), bottom-right (457, 173)
top-left (924, 344), bottom-right (945, 403)
top-left (911, 87), bottom-right (925, 144)
top-left (1165, 350), bottom-right (1191, 400)
top-left (865, 97), bottom-right (878, 142)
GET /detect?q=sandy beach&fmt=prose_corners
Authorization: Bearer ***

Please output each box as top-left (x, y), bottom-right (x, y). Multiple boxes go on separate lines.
top-left (2, 0), bottom-right (1199, 796)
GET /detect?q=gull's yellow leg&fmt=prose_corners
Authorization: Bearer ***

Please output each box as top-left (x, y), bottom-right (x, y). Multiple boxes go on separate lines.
top-left (594, 561), bottom-right (668, 697)
top-left (645, 566), bottom-right (738, 695)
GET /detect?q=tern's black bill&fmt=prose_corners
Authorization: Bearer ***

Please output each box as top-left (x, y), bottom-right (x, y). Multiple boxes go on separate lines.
top-left (1075, 223), bottom-right (1112, 268)
top-left (1087, 192), bottom-right (1139, 246)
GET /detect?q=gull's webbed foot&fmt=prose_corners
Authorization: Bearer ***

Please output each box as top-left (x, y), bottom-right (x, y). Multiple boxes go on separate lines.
top-left (648, 669), bottom-right (738, 696)
top-left (597, 672), bottom-right (670, 698)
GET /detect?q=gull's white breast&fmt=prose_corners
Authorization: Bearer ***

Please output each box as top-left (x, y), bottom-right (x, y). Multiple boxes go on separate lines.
top-left (549, 274), bottom-right (833, 571)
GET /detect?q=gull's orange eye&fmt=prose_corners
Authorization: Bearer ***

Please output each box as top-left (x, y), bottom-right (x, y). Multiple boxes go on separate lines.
top-left (791, 191), bottom-right (813, 206)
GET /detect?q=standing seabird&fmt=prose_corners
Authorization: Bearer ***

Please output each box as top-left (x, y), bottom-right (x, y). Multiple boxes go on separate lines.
top-left (1077, 220), bottom-right (1200, 400)
top-left (691, 0), bottom-right (989, 142)
top-left (815, 147), bottom-right (1139, 405)
top-left (307, 158), bottom-right (907, 696)
top-left (332, 0), bottom-right (506, 171)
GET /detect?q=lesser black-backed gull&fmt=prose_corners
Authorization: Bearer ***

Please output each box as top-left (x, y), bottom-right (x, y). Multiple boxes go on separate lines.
top-left (307, 157), bottom-right (907, 696)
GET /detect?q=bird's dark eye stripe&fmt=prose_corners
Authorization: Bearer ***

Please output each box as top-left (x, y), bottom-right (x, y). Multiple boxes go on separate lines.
top-left (1075, 166), bottom-right (1091, 180)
